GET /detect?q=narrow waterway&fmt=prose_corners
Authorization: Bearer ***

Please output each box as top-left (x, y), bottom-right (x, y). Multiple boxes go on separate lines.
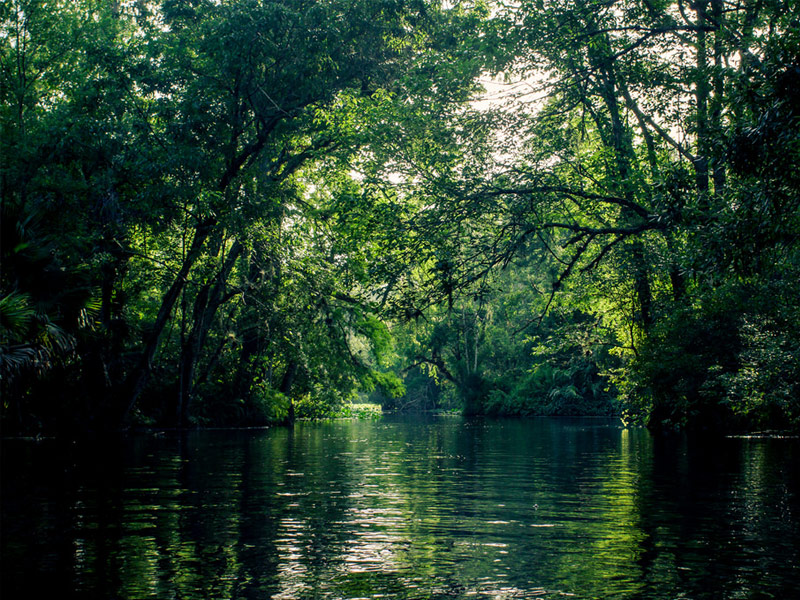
top-left (2, 416), bottom-right (798, 599)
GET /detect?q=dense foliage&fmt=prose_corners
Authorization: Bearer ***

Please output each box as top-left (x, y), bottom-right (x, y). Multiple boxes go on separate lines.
top-left (2, 0), bottom-right (798, 433)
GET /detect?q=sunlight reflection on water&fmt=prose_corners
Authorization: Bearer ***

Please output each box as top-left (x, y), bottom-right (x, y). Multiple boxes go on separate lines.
top-left (2, 417), bottom-right (800, 599)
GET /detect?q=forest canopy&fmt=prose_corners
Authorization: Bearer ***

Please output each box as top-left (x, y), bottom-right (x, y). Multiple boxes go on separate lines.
top-left (2, 0), bottom-right (799, 433)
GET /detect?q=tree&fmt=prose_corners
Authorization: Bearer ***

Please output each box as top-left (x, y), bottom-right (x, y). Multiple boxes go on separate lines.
top-left (471, 0), bottom-right (800, 428)
top-left (1, 0), bottom-right (148, 428)
top-left (1, 0), bottom-right (491, 431)
top-left (371, 0), bottom-right (799, 428)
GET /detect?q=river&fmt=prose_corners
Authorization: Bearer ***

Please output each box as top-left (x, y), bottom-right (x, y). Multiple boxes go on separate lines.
top-left (2, 416), bottom-right (799, 599)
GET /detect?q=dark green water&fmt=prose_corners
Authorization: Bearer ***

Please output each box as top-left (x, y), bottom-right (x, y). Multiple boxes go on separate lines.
top-left (2, 417), bottom-right (799, 599)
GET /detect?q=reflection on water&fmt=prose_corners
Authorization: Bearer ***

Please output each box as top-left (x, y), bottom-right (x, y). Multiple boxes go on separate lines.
top-left (2, 417), bottom-right (799, 599)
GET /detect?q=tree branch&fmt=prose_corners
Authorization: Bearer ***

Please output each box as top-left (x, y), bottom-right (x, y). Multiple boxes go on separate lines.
top-left (484, 185), bottom-right (651, 219)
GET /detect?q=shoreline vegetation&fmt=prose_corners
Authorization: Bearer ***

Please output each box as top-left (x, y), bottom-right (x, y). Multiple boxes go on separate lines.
top-left (5, 408), bottom-right (798, 442)
top-left (2, 0), bottom-right (799, 436)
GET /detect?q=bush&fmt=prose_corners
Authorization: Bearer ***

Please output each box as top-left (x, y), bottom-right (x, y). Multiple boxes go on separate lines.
top-left (622, 279), bottom-right (800, 432)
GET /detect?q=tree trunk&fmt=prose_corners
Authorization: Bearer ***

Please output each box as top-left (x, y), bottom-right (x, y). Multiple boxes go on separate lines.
top-left (710, 0), bottom-right (726, 195)
top-left (280, 361), bottom-right (298, 424)
top-left (176, 240), bottom-right (243, 426)
top-left (594, 47), bottom-right (654, 331)
top-left (121, 219), bottom-right (215, 423)
top-left (694, 0), bottom-right (711, 202)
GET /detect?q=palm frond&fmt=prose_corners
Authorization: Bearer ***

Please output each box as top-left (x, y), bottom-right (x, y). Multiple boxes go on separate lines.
top-left (0, 292), bottom-right (35, 340)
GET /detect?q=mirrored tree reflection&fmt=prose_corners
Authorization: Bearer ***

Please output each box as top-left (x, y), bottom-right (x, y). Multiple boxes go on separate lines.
top-left (2, 419), bottom-right (799, 599)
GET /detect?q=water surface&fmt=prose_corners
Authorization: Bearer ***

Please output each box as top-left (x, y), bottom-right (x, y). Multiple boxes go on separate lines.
top-left (2, 417), bottom-right (799, 598)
